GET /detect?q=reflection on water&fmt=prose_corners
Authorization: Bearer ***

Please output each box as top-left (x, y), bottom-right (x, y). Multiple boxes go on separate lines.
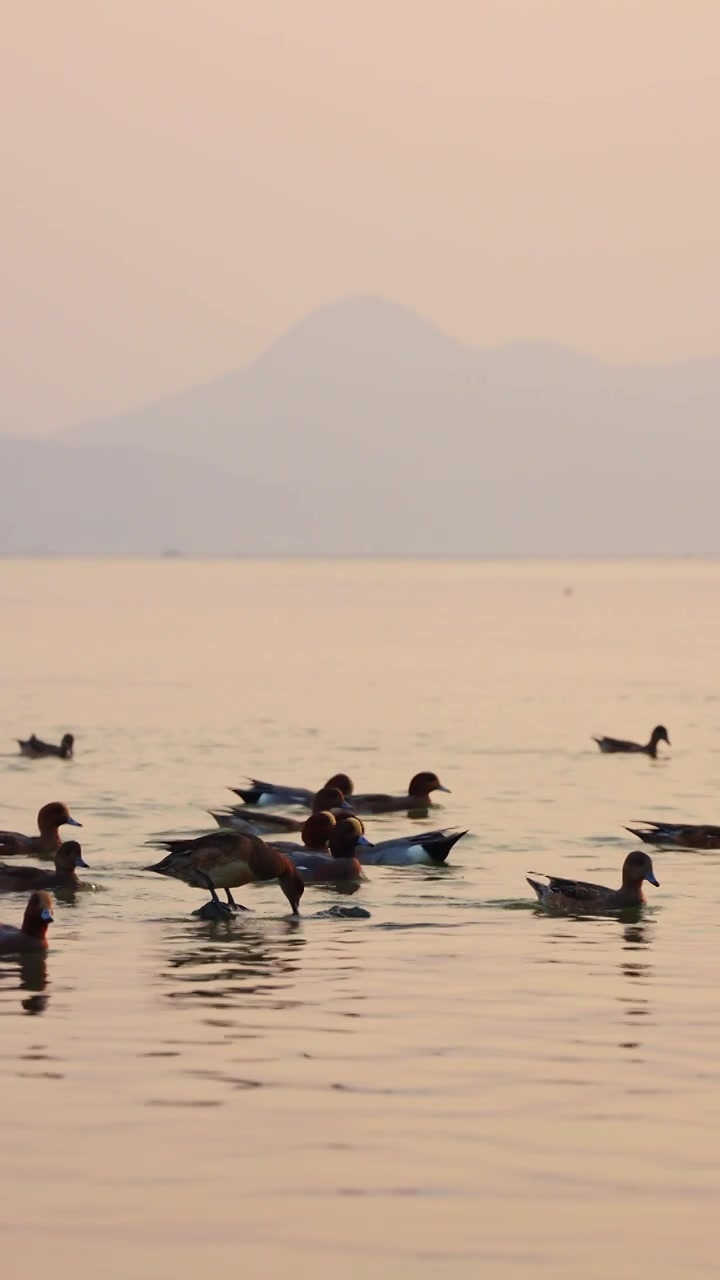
top-left (0, 953), bottom-right (49, 1016)
top-left (156, 919), bottom-right (308, 1011)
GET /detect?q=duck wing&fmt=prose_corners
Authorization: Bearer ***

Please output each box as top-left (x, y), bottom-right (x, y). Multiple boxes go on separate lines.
top-left (531, 872), bottom-right (611, 902)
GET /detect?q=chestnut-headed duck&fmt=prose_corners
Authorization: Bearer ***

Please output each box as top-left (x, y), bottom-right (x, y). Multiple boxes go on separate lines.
top-left (527, 850), bottom-right (660, 914)
top-left (348, 772), bottom-right (450, 815)
top-left (210, 786), bottom-right (353, 836)
top-left (279, 815), bottom-right (369, 884)
top-left (359, 828), bottom-right (468, 867)
top-left (592, 726), bottom-right (670, 758)
top-left (0, 891), bottom-right (54, 954)
top-left (232, 773), bottom-right (354, 809)
top-left (271, 811), bottom-right (338, 854)
top-left (0, 802), bottom-right (82, 856)
top-left (0, 842), bottom-right (89, 893)
top-left (17, 733), bottom-right (75, 760)
top-left (625, 820), bottom-right (720, 850)
top-left (145, 830), bottom-right (305, 917)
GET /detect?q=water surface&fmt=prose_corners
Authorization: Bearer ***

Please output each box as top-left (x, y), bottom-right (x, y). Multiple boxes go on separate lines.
top-left (2, 557), bottom-right (720, 1278)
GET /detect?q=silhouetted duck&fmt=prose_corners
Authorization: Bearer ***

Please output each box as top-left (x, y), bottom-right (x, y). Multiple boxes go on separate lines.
top-left (0, 891), bottom-right (54, 954)
top-left (285, 816), bottom-right (368, 884)
top-left (359, 828), bottom-right (467, 866)
top-left (209, 786), bottom-right (353, 836)
top-left (0, 842), bottom-right (89, 893)
top-left (145, 830), bottom-right (305, 917)
top-left (232, 773), bottom-right (354, 808)
top-left (0, 803), bottom-right (82, 856)
top-left (625, 821), bottom-right (720, 850)
top-left (592, 726), bottom-right (670, 758)
top-left (17, 733), bottom-right (75, 760)
top-left (348, 772), bottom-right (450, 815)
top-left (272, 811), bottom-right (338, 854)
top-left (527, 850), bottom-right (659, 914)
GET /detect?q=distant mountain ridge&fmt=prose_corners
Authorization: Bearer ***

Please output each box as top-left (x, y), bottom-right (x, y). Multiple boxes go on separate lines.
top-left (3, 296), bottom-right (720, 553)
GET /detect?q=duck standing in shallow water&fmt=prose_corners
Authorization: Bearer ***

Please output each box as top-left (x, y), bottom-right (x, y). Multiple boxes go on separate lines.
top-left (233, 773), bottom-right (354, 808)
top-left (17, 733), bottom-right (75, 760)
top-left (145, 830), bottom-right (305, 917)
top-left (0, 803), bottom-right (82, 856)
top-left (0, 842), bottom-right (89, 893)
top-left (209, 786), bottom-right (353, 836)
top-left (592, 726), bottom-right (670, 758)
top-left (527, 850), bottom-right (659, 914)
top-left (348, 772), bottom-right (450, 816)
top-left (625, 821), bottom-right (720, 850)
top-left (0, 891), bottom-right (54, 954)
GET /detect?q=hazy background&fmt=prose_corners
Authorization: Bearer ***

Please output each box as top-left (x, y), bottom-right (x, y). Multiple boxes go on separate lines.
top-left (2, 2), bottom-right (719, 552)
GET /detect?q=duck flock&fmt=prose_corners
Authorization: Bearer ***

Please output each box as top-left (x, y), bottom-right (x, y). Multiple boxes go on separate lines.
top-left (2, 717), bottom-right (706, 955)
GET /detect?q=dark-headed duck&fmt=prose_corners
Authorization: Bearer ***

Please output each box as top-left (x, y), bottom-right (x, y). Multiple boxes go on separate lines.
top-left (359, 828), bottom-right (468, 866)
top-left (0, 803), bottom-right (82, 856)
top-left (281, 814), bottom-right (368, 884)
top-left (145, 830), bottom-right (305, 917)
top-left (17, 733), bottom-right (75, 760)
top-left (210, 786), bottom-right (353, 836)
top-left (348, 772), bottom-right (450, 815)
top-left (0, 842), bottom-right (89, 893)
top-left (527, 850), bottom-right (660, 914)
top-left (0, 891), bottom-right (54, 954)
top-left (232, 773), bottom-right (354, 809)
top-left (625, 820), bottom-right (720, 850)
top-left (592, 726), bottom-right (670, 758)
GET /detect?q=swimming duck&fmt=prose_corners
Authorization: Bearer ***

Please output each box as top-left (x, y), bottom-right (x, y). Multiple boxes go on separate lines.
top-left (0, 842), bottom-right (89, 893)
top-left (271, 811), bottom-right (339, 854)
top-left (0, 891), bottom-right (54, 954)
top-left (527, 850), bottom-right (659, 914)
top-left (359, 828), bottom-right (468, 866)
top-left (592, 726), bottom-right (670, 757)
top-left (144, 830), bottom-right (305, 916)
top-left (625, 821), bottom-right (720, 850)
top-left (17, 733), bottom-right (75, 760)
top-left (347, 772), bottom-right (450, 815)
top-left (284, 816), bottom-right (368, 884)
top-left (232, 774), bottom-right (354, 808)
top-left (0, 802), bottom-right (82, 856)
top-left (209, 786), bottom-right (353, 836)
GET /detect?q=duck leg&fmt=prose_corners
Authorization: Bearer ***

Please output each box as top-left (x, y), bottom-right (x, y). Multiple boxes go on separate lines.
top-left (192, 872), bottom-right (234, 920)
top-left (224, 888), bottom-right (250, 912)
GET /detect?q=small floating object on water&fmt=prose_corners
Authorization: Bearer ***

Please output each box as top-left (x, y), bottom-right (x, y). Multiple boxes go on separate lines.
top-left (592, 725), bottom-right (670, 758)
top-left (313, 904), bottom-right (371, 919)
top-left (527, 850), bottom-right (659, 915)
top-left (17, 733), bottom-right (74, 760)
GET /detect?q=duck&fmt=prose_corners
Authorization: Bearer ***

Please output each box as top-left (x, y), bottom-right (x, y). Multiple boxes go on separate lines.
top-left (0, 842), bottom-right (89, 893)
top-left (359, 828), bottom-right (468, 866)
top-left (0, 802), bottom-right (82, 856)
top-left (17, 733), bottom-right (75, 760)
top-left (271, 811), bottom-right (339, 854)
top-left (0, 891), bottom-right (54, 954)
top-left (232, 773), bottom-right (354, 808)
top-left (209, 786), bottom-right (353, 836)
top-left (624, 821), bottom-right (720, 850)
top-left (347, 772), bottom-right (450, 815)
top-left (282, 816), bottom-right (368, 884)
top-left (527, 850), bottom-right (660, 914)
top-left (144, 829), bottom-right (305, 916)
top-left (592, 726), bottom-right (670, 757)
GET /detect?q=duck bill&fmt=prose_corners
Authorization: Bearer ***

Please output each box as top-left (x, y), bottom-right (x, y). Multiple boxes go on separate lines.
top-left (437, 784), bottom-right (451, 793)
top-left (77, 856), bottom-right (89, 868)
top-left (357, 835), bottom-right (372, 847)
top-left (67, 817), bottom-right (82, 827)
top-left (40, 909), bottom-right (54, 923)
top-left (645, 872), bottom-right (660, 887)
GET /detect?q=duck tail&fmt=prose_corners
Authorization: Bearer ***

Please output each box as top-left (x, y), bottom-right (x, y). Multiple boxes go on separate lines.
top-left (624, 826), bottom-right (657, 844)
top-left (230, 787), bottom-right (265, 806)
top-left (421, 829), bottom-right (468, 863)
top-left (526, 875), bottom-right (547, 901)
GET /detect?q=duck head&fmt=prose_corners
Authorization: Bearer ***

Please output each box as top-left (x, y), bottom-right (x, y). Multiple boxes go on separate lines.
top-left (56, 841), bottom-right (89, 873)
top-left (38, 802), bottom-right (81, 835)
top-left (301, 811), bottom-right (336, 850)
top-left (323, 773), bottom-right (354, 797)
top-left (408, 772), bottom-right (450, 799)
top-left (650, 726), bottom-right (670, 748)
top-left (329, 817), bottom-right (371, 858)
top-left (60, 734), bottom-right (75, 756)
top-left (622, 850), bottom-right (660, 889)
top-left (278, 862), bottom-right (305, 915)
top-left (23, 890), bottom-right (54, 938)
top-left (312, 786), bottom-right (352, 814)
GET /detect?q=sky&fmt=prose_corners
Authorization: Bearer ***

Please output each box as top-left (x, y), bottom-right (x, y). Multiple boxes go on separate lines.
top-left (2, 0), bottom-right (719, 435)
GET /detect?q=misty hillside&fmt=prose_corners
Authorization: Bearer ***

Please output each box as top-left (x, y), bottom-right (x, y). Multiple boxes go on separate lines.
top-left (6, 296), bottom-right (720, 552)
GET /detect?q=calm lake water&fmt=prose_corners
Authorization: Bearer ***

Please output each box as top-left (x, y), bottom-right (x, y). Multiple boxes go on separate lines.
top-left (2, 557), bottom-right (720, 1278)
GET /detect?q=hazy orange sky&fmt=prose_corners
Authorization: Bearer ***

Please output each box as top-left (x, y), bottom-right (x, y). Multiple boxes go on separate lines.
top-left (2, 0), bottom-right (719, 434)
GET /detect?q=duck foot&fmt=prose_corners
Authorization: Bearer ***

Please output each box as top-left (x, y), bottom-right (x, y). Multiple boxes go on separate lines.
top-left (224, 891), bottom-right (251, 912)
top-left (192, 900), bottom-right (235, 921)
